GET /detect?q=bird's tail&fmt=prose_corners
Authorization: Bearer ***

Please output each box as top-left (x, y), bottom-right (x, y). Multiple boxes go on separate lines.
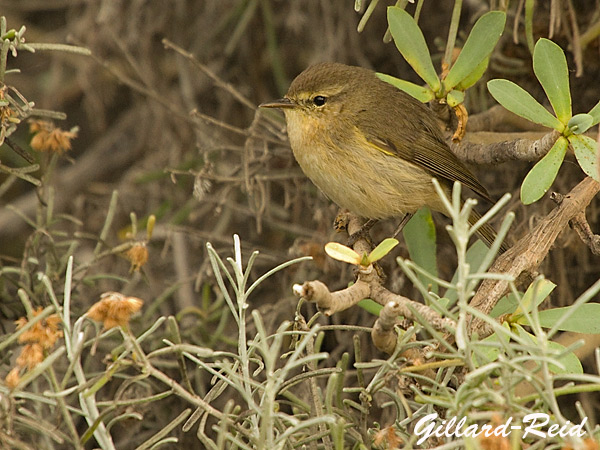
top-left (468, 209), bottom-right (510, 254)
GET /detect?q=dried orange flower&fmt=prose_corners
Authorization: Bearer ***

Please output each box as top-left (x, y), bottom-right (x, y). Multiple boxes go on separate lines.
top-left (125, 243), bottom-right (149, 272)
top-left (87, 292), bottom-right (144, 329)
top-left (373, 426), bottom-right (403, 449)
top-left (6, 308), bottom-right (64, 378)
top-left (477, 416), bottom-right (511, 450)
top-left (15, 307), bottom-right (63, 350)
top-left (16, 343), bottom-right (44, 370)
top-left (29, 119), bottom-right (78, 154)
top-left (5, 367), bottom-right (21, 389)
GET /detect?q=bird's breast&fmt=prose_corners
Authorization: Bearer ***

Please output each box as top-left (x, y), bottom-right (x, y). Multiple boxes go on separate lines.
top-left (284, 111), bottom-right (440, 218)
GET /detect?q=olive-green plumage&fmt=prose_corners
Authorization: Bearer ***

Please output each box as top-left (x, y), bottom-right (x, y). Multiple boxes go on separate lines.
top-left (261, 62), bottom-right (505, 252)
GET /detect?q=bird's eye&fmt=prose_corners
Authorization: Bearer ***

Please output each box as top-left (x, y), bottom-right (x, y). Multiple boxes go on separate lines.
top-left (313, 95), bottom-right (327, 106)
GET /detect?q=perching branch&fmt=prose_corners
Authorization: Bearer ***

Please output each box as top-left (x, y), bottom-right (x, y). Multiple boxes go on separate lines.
top-left (432, 102), bottom-right (563, 165)
top-left (293, 214), bottom-right (457, 338)
top-left (450, 130), bottom-right (561, 165)
top-left (294, 177), bottom-right (599, 349)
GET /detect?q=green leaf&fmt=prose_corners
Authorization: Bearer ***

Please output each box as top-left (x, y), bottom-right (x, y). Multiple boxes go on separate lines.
top-left (487, 79), bottom-right (563, 130)
top-left (517, 304), bottom-right (600, 334)
top-left (545, 340), bottom-right (583, 374)
top-left (490, 293), bottom-right (520, 318)
top-left (515, 326), bottom-right (582, 374)
top-left (569, 134), bottom-right (600, 181)
top-left (533, 39), bottom-right (572, 124)
top-left (376, 73), bottom-right (435, 103)
top-left (513, 278), bottom-right (556, 316)
top-left (472, 322), bottom-right (511, 367)
top-left (520, 136), bottom-right (568, 204)
top-left (387, 7), bottom-right (441, 92)
top-left (324, 242), bottom-right (361, 265)
top-left (403, 208), bottom-right (438, 294)
top-left (368, 238), bottom-right (399, 263)
top-left (588, 99), bottom-right (600, 126)
top-left (446, 89), bottom-right (465, 107)
top-left (567, 113), bottom-right (594, 135)
top-left (357, 298), bottom-right (383, 316)
top-left (455, 56), bottom-right (490, 91)
top-left (444, 11), bottom-right (506, 91)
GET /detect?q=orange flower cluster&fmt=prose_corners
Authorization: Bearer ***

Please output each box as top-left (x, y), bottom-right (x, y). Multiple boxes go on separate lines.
top-left (5, 307), bottom-right (64, 388)
top-left (125, 243), bottom-right (149, 272)
top-left (373, 426), bottom-right (403, 449)
top-left (29, 119), bottom-right (77, 154)
top-left (87, 292), bottom-right (144, 329)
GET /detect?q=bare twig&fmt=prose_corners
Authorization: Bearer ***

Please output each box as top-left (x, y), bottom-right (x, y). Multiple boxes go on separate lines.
top-left (570, 211), bottom-right (600, 255)
top-left (371, 301), bottom-right (402, 354)
top-left (552, 192), bottom-right (600, 255)
top-left (162, 38), bottom-right (256, 111)
top-left (5, 136), bottom-right (35, 164)
top-left (565, 0), bottom-right (583, 77)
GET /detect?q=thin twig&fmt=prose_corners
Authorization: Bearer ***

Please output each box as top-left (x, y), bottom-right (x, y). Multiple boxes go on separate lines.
top-left (162, 38), bottom-right (256, 111)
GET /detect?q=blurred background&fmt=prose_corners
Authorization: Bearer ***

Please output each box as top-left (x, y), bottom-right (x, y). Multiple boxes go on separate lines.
top-left (0, 1), bottom-right (599, 445)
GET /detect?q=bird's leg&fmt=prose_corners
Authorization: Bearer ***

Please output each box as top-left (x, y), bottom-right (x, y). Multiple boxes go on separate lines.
top-left (347, 218), bottom-right (378, 247)
top-left (391, 213), bottom-right (414, 238)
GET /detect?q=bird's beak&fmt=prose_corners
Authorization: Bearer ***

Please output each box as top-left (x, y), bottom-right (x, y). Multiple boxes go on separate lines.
top-left (259, 97), bottom-right (295, 109)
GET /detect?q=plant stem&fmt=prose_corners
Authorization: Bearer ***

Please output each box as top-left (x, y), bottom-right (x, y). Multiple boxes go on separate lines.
top-left (443, 0), bottom-right (463, 73)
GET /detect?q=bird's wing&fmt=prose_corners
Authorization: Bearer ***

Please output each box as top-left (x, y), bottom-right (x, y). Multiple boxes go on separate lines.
top-left (359, 98), bottom-right (493, 203)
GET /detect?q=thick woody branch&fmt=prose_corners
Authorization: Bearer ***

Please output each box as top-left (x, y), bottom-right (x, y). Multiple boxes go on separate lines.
top-left (294, 271), bottom-right (456, 333)
top-left (295, 211), bottom-right (456, 335)
top-left (369, 284), bottom-right (456, 331)
top-left (293, 277), bottom-right (371, 316)
top-left (450, 130), bottom-right (560, 165)
top-left (296, 174), bottom-right (599, 346)
top-left (372, 302), bottom-right (431, 364)
top-left (468, 177), bottom-right (600, 337)
top-left (371, 301), bottom-right (405, 354)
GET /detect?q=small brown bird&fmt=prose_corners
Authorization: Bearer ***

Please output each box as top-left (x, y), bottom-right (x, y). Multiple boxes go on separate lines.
top-left (261, 62), bottom-right (506, 252)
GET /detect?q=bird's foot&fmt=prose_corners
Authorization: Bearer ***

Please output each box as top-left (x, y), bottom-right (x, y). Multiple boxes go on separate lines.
top-left (391, 213), bottom-right (414, 238)
top-left (347, 218), bottom-right (378, 248)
